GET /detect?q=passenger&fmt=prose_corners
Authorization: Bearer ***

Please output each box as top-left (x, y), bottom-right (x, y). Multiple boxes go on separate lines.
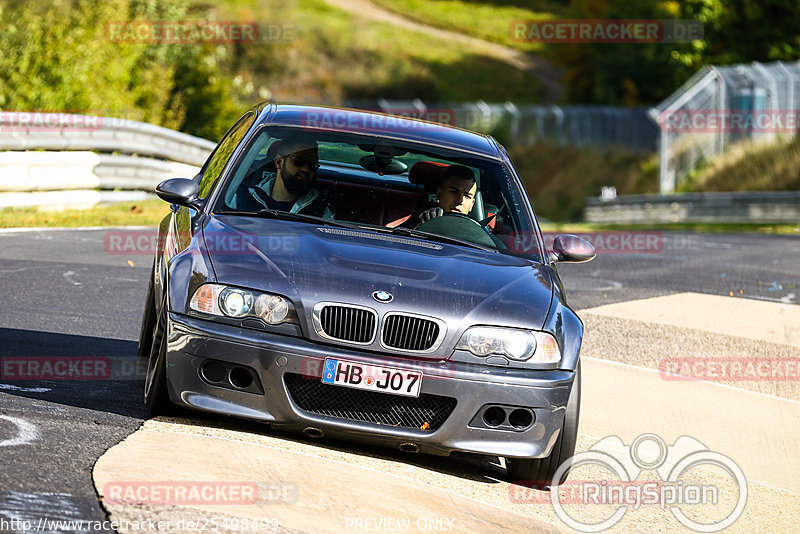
top-left (236, 138), bottom-right (333, 218)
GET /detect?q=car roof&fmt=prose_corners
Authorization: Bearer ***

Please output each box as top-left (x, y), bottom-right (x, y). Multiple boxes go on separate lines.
top-left (254, 103), bottom-right (503, 159)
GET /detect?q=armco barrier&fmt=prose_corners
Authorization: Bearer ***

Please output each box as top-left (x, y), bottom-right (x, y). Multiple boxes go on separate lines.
top-left (0, 152), bottom-right (200, 192)
top-left (585, 191), bottom-right (800, 224)
top-left (0, 113), bottom-right (214, 208)
top-left (0, 190), bottom-right (154, 210)
top-left (0, 113), bottom-right (216, 166)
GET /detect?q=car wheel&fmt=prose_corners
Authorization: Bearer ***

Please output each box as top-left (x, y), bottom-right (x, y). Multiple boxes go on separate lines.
top-left (507, 360), bottom-right (581, 488)
top-left (144, 302), bottom-right (172, 415)
top-left (137, 261), bottom-right (157, 360)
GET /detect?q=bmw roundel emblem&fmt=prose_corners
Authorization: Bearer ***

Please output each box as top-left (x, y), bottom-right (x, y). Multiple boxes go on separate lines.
top-left (372, 290), bottom-right (393, 303)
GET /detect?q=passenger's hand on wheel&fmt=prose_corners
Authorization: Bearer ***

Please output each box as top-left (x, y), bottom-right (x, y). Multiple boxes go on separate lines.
top-left (419, 207), bottom-right (444, 223)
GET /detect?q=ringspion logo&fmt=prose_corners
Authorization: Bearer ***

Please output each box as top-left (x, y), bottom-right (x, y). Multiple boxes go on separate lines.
top-left (511, 434), bottom-right (747, 532)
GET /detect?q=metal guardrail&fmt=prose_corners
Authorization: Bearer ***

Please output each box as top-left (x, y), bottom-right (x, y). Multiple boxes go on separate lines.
top-left (0, 113), bottom-right (215, 208)
top-left (0, 113), bottom-right (216, 167)
top-left (0, 151), bottom-right (201, 209)
top-left (585, 191), bottom-right (800, 224)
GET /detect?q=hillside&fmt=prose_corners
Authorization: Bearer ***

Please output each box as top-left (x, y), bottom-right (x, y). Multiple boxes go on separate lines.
top-left (0, 0), bottom-right (545, 141)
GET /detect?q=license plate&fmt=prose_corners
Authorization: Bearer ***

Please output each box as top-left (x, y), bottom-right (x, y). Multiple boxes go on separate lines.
top-left (321, 358), bottom-right (422, 398)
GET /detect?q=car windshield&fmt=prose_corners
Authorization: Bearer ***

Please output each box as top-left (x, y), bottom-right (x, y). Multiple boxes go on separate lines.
top-left (211, 126), bottom-right (543, 261)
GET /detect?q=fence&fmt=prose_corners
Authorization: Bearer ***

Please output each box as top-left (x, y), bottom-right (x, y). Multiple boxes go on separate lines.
top-left (649, 60), bottom-right (800, 193)
top-left (351, 99), bottom-right (659, 152)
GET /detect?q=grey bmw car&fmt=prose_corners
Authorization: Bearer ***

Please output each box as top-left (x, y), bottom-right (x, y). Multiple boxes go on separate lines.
top-left (138, 103), bottom-right (595, 487)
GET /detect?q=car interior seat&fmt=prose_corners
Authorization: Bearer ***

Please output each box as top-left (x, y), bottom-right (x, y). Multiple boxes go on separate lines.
top-left (243, 140), bottom-right (281, 189)
top-left (385, 161), bottom-right (449, 227)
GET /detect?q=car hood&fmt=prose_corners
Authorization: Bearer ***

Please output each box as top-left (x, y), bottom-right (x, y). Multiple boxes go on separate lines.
top-left (203, 216), bottom-right (553, 345)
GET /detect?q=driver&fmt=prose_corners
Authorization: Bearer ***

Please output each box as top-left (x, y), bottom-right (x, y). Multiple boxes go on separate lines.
top-left (417, 165), bottom-right (477, 224)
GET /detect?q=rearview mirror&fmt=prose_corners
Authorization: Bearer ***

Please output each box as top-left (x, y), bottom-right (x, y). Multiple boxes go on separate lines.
top-left (155, 178), bottom-right (201, 211)
top-left (551, 234), bottom-right (596, 263)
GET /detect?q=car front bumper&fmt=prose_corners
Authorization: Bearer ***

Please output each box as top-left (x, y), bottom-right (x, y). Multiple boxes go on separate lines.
top-left (165, 312), bottom-right (576, 459)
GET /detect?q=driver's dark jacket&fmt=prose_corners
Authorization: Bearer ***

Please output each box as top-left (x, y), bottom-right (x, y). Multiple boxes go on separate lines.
top-left (234, 173), bottom-right (333, 219)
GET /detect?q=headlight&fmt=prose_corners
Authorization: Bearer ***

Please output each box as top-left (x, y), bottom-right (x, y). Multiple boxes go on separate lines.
top-left (219, 287), bottom-right (253, 317)
top-left (254, 294), bottom-right (289, 324)
top-left (455, 326), bottom-right (561, 363)
top-left (190, 284), bottom-right (297, 324)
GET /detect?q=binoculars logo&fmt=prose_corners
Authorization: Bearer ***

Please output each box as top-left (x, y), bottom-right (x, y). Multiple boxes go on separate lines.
top-left (550, 433), bottom-right (748, 532)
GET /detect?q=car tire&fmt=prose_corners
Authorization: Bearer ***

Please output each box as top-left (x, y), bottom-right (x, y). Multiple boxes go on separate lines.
top-left (137, 261), bottom-right (157, 360)
top-left (144, 301), bottom-right (172, 415)
top-left (507, 360), bottom-right (581, 488)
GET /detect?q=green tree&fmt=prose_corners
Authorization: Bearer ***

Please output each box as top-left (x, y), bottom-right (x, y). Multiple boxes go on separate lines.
top-left (681, 0), bottom-right (800, 65)
top-left (553, 0), bottom-right (697, 105)
top-left (0, 0), bottom-right (244, 140)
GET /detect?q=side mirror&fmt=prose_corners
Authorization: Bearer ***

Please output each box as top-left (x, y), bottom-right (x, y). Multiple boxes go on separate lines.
top-left (155, 178), bottom-right (202, 211)
top-left (551, 234), bottom-right (596, 263)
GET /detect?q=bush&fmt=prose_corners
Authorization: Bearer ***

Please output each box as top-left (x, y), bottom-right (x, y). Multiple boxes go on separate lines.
top-left (510, 142), bottom-right (658, 221)
top-left (0, 0), bottom-right (243, 140)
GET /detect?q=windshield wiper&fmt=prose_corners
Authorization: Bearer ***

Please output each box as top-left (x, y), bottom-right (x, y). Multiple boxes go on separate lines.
top-left (385, 226), bottom-right (498, 252)
top-left (214, 209), bottom-right (354, 229)
top-left (215, 209), bottom-right (497, 251)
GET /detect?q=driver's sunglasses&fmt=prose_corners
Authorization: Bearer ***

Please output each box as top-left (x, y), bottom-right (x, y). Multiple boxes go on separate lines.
top-left (285, 154), bottom-right (320, 171)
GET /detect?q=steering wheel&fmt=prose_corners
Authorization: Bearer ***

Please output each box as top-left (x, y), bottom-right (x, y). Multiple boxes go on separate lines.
top-left (415, 212), bottom-right (496, 248)
top-left (445, 211), bottom-right (490, 228)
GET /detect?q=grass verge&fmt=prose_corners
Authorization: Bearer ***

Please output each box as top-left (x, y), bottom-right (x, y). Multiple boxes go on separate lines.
top-left (678, 136), bottom-right (800, 192)
top-left (540, 222), bottom-right (800, 235)
top-left (0, 198), bottom-right (169, 228)
top-left (2, 198), bottom-right (796, 235)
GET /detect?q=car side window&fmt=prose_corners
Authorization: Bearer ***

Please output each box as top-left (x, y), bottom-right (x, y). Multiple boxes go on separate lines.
top-left (197, 111), bottom-right (256, 199)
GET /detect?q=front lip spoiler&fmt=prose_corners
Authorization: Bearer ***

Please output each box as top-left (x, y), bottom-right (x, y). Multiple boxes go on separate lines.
top-left (164, 312), bottom-right (576, 459)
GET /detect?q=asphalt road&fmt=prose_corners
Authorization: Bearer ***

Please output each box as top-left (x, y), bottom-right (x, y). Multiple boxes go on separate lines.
top-left (0, 227), bottom-right (797, 532)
